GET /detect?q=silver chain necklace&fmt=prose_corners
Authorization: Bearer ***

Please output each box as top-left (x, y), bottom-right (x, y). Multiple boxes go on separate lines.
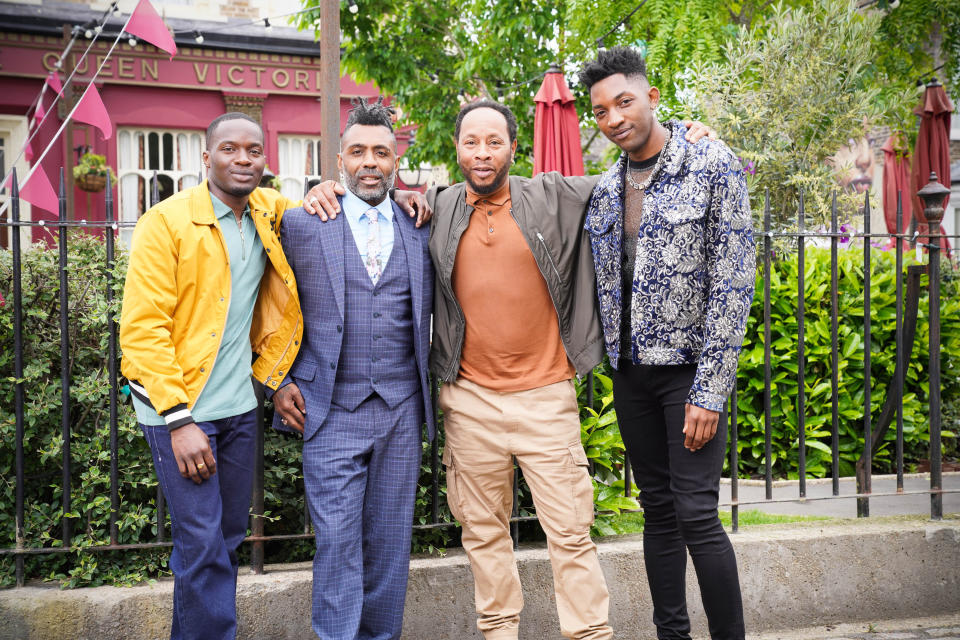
top-left (625, 128), bottom-right (670, 192)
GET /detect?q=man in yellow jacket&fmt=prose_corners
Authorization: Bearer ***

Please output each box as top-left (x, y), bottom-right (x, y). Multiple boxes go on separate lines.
top-left (120, 112), bottom-right (301, 640)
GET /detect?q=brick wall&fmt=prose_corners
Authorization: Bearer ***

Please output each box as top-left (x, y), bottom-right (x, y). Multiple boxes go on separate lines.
top-left (220, 0), bottom-right (259, 19)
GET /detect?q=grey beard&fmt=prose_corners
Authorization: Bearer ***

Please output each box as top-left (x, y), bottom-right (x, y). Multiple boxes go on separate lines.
top-left (345, 169), bottom-right (396, 205)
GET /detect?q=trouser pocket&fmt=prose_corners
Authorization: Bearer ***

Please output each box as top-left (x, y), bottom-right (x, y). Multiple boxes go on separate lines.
top-left (567, 442), bottom-right (596, 529)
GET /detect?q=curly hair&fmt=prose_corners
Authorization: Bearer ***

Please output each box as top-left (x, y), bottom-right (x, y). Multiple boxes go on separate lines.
top-left (577, 46), bottom-right (648, 90)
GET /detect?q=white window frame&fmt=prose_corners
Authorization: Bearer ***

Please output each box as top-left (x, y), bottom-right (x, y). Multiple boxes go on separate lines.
top-left (0, 115), bottom-right (31, 249)
top-left (117, 127), bottom-right (204, 245)
top-left (276, 135), bottom-right (322, 202)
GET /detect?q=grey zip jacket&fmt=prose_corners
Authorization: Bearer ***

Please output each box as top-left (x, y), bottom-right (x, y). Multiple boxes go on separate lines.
top-left (426, 172), bottom-right (604, 383)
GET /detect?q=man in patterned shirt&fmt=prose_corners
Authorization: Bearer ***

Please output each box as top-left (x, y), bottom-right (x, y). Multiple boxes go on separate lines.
top-left (579, 47), bottom-right (756, 640)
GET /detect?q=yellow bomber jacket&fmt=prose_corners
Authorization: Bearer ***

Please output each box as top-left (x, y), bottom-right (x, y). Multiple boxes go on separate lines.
top-left (119, 181), bottom-right (303, 428)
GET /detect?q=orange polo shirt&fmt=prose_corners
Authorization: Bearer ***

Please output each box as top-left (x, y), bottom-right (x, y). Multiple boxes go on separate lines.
top-left (452, 181), bottom-right (575, 392)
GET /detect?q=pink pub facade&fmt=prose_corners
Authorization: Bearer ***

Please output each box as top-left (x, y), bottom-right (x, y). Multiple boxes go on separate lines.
top-left (0, 1), bottom-right (419, 246)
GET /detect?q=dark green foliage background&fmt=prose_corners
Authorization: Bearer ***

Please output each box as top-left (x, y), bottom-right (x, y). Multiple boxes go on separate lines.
top-left (1, 237), bottom-right (956, 587)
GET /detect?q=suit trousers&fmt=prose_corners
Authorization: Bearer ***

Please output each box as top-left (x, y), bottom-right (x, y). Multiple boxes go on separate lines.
top-left (611, 362), bottom-right (745, 640)
top-left (439, 378), bottom-right (612, 640)
top-left (141, 409), bottom-right (258, 640)
top-left (302, 391), bottom-right (422, 640)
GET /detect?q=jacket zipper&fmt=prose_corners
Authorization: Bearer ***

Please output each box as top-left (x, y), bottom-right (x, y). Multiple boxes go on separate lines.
top-left (509, 209), bottom-right (574, 365)
top-left (265, 316), bottom-right (301, 386)
top-left (253, 208), bottom-right (301, 386)
top-left (536, 231), bottom-right (562, 282)
top-left (443, 209), bottom-right (470, 382)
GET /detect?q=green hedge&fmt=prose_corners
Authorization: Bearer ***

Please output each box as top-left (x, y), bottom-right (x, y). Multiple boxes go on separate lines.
top-left (734, 247), bottom-right (959, 478)
top-left (1, 237), bottom-right (956, 587)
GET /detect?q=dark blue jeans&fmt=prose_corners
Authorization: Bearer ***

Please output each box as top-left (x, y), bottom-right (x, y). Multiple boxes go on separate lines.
top-left (612, 362), bottom-right (745, 640)
top-left (141, 409), bottom-right (258, 640)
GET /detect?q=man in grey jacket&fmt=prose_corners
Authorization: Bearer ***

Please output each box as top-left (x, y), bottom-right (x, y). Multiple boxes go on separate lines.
top-left (428, 100), bottom-right (610, 640)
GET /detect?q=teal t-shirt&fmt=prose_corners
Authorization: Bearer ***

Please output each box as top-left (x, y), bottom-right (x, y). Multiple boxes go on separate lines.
top-left (132, 193), bottom-right (268, 426)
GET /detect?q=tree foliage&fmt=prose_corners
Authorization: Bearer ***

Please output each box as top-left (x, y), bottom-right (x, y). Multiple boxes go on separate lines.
top-left (298, 0), bottom-right (958, 183)
top-left (297, 0), bottom-right (565, 177)
top-left (683, 0), bottom-right (890, 228)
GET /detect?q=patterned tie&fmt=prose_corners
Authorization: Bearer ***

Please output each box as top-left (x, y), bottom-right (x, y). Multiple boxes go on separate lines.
top-left (364, 208), bottom-right (383, 284)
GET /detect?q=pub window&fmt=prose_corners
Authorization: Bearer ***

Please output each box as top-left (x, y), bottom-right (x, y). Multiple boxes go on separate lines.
top-left (0, 115), bottom-right (30, 250)
top-left (117, 128), bottom-right (203, 245)
top-left (277, 135), bottom-right (321, 201)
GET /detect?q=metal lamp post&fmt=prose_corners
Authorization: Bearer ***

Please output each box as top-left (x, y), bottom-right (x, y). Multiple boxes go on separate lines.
top-left (916, 171), bottom-right (949, 520)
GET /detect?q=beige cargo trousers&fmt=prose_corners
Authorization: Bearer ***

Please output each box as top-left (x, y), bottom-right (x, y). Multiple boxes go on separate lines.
top-left (439, 377), bottom-right (614, 640)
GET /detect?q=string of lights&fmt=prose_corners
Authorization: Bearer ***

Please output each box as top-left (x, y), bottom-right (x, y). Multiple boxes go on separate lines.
top-left (165, 6), bottom-right (321, 43)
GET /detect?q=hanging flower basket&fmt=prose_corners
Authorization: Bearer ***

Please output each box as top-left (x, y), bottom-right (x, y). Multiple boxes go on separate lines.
top-left (72, 153), bottom-right (117, 193)
top-left (76, 173), bottom-right (107, 192)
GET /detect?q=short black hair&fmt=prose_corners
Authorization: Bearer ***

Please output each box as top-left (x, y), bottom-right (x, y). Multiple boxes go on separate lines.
top-left (343, 97), bottom-right (395, 136)
top-left (577, 46), bottom-right (649, 90)
top-left (206, 112), bottom-right (261, 148)
top-left (454, 99), bottom-right (518, 143)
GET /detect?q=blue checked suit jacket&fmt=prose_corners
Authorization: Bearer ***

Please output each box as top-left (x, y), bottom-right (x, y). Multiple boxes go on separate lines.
top-left (275, 197), bottom-right (435, 441)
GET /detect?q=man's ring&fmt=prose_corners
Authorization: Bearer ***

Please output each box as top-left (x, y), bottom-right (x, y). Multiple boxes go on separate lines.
top-left (282, 418), bottom-right (288, 425)
top-left (309, 197), bottom-right (319, 205)
top-left (197, 463), bottom-right (205, 470)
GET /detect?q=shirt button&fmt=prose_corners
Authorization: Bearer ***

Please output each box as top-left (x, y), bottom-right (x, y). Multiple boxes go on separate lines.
top-left (200, 367), bottom-right (205, 373)
top-left (373, 335), bottom-right (380, 340)
top-left (372, 379), bottom-right (379, 384)
top-left (371, 356), bottom-right (378, 362)
top-left (336, 325), bottom-right (343, 333)
top-left (373, 312), bottom-right (381, 318)
top-left (219, 297), bottom-right (224, 302)
top-left (211, 332), bottom-right (216, 337)
top-left (329, 362), bottom-right (336, 369)
top-left (278, 370), bottom-right (283, 375)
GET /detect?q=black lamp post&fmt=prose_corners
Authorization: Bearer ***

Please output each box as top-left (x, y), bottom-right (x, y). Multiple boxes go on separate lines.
top-left (916, 171), bottom-right (949, 520)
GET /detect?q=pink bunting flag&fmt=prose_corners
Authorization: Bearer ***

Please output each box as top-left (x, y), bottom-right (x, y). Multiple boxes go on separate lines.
top-left (73, 84), bottom-right (113, 140)
top-left (126, 0), bottom-right (177, 59)
top-left (34, 93), bottom-right (46, 123)
top-left (21, 166), bottom-right (60, 215)
top-left (46, 71), bottom-right (63, 97)
top-left (24, 138), bottom-right (34, 163)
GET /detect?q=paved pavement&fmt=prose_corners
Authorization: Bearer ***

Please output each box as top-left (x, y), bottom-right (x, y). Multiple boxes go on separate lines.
top-left (747, 614), bottom-right (960, 640)
top-left (720, 472), bottom-right (960, 518)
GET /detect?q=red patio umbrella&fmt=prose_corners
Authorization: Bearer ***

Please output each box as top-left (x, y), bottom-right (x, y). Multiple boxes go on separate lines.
top-left (882, 133), bottom-right (912, 246)
top-left (910, 79), bottom-right (953, 251)
top-left (533, 65), bottom-right (584, 176)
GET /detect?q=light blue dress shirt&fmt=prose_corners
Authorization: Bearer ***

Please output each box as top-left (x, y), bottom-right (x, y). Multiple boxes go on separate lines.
top-left (132, 193), bottom-right (267, 426)
top-left (342, 187), bottom-right (395, 269)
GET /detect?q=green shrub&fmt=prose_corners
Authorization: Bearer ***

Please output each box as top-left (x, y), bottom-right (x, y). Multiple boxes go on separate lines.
top-left (734, 246), bottom-right (959, 478)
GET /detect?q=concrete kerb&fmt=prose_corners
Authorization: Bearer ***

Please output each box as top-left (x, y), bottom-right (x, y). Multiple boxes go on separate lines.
top-left (0, 516), bottom-right (957, 640)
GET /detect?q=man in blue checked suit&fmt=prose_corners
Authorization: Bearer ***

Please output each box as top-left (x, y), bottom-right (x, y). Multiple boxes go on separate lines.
top-left (271, 100), bottom-right (434, 640)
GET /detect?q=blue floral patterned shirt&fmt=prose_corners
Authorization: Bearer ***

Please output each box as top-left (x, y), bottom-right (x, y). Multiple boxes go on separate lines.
top-left (585, 120), bottom-right (756, 412)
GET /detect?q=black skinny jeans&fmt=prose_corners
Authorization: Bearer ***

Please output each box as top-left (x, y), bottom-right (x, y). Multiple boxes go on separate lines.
top-left (612, 361), bottom-right (745, 640)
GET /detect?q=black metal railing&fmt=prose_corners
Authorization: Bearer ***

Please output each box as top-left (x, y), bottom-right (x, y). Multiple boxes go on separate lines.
top-left (0, 168), bottom-right (956, 588)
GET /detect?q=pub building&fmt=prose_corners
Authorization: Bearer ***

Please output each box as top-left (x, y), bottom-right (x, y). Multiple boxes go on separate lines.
top-left (0, 0), bottom-right (444, 247)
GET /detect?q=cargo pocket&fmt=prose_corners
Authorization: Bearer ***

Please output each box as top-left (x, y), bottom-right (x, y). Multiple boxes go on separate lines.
top-left (567, 442), bottom-right (595, 529)
top-left (442, 447), bottom-right (466, 525)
